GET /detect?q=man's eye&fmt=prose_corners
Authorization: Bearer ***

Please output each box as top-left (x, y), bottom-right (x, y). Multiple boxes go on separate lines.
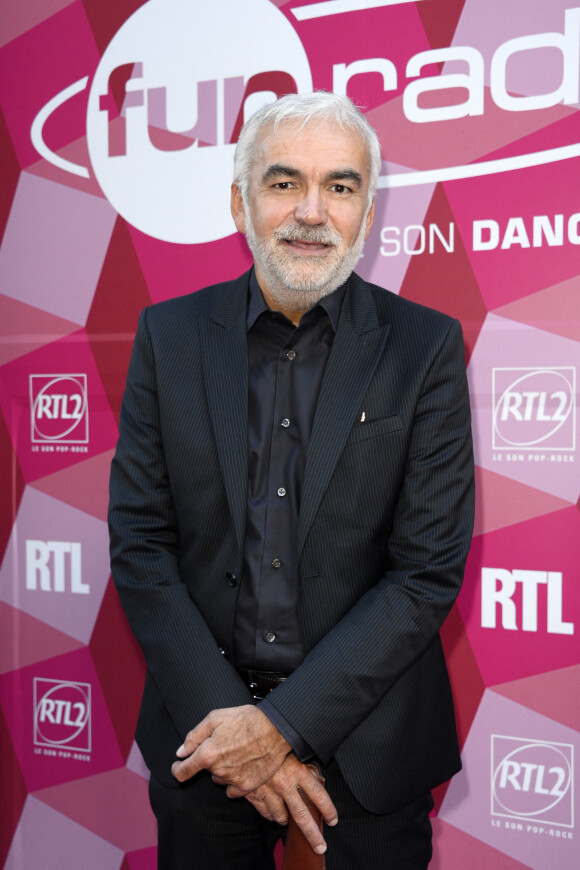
top-left (273, 181), bottom-right (293, 189)
top-left (331, 184), bottom-right (350, 194)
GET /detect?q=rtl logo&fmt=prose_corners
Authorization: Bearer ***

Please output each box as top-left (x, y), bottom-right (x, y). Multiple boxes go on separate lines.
top-left (26, 541), bottom-right (89, 594)
top-left (481, 569), bottom-right (574, 635)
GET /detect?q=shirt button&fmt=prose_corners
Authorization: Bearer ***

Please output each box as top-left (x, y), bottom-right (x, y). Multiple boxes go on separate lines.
top-left (286, 350), bottom-right (296, 361)
top-left (281, 418), bottom-right (290, 428)
top-left (271, 558), bottom-right (282, 568)
top-left (264, 631), bottom-right (276, 643)
top-left (277, 487), bottom-right (286, 497)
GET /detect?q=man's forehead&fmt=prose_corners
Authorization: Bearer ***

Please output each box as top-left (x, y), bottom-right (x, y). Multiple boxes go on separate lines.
top-left (254, 118), bottom-right (366, 158)
top-left (251, 119), bottom-right (369, 177)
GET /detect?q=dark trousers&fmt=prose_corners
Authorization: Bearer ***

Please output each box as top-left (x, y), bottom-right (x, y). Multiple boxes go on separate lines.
top-left (149, 759), bottom-right (433, 870)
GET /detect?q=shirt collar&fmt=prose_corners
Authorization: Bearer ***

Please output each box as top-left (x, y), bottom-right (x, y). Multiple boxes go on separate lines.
top-left (247, 267), bottom-right (347, 333)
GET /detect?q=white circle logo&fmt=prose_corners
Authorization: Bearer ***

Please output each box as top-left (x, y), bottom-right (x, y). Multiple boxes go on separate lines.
top-left (493, 369), bottom-right (574, 448)
top-left (87, 0), bottom-right (312, 244)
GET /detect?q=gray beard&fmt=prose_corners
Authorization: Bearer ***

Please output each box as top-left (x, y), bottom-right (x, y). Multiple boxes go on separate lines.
top-left (244, 215), bottom-right (368, 313)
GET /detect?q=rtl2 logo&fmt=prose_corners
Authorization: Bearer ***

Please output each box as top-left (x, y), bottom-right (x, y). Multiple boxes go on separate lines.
top-left (34, 678), bottom-right (91, 752)
top-left (492, 368), bottom-right (575, 451)
top-left (30, 374), bottom-right (89, 444)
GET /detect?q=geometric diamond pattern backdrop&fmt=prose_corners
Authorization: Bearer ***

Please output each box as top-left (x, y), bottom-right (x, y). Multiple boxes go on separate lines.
top-left (1, 2), bottom-right (578, 867)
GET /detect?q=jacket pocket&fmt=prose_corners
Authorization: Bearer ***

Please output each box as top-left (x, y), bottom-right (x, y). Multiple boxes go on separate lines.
top-left (346, 413), bottom-right (403, 444)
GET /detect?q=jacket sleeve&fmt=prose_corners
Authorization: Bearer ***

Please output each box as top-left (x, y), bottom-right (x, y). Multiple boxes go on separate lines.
top-left (264, 318), bottom-right (475, 763)
top-left (108, 307), bottom-right (251, 741)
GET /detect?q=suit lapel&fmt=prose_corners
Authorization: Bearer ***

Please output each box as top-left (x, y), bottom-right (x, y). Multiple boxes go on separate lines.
top-left (298, 276), bottom-right (391, 554)
top-left (199, 273), bottom-right (250, 551)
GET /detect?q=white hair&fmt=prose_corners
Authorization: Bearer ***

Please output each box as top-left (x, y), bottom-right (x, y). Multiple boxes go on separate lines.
top-left (233, 91), bottom-right (382, 206)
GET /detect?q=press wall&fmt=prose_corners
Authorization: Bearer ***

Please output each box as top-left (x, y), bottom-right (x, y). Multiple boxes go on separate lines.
top-left (0, 2), bottom-right (579, 868)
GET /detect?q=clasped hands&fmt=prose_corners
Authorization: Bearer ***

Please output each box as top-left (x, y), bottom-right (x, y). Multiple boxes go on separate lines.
top-left (171, 705), bottom-right (337, 854)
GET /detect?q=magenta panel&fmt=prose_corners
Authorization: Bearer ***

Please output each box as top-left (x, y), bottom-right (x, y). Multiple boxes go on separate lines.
top-left (34, 769), bottom-right (156, 852)
top-left (0, 2), bottom-right (100, 168)
top-left (4, 795), bottom-right (123, 870)
top-left (439, 690), bottom-right (579, 870)
top-left (0, 647), bottom-right (124, 791)
top-left (0, 173), bottom-right (116, 326)
top-left (0, 487), bottom-right (110, 644)
top-left (459, 508), bottom-right (579, 685)
top-left (468, 314), bottom-right (579, 503)
top-left (0, 330), bottom-right (119, 484)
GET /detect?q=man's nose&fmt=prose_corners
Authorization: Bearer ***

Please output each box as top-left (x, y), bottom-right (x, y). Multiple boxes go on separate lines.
top-left (294, 189), bottom-right (327, 225)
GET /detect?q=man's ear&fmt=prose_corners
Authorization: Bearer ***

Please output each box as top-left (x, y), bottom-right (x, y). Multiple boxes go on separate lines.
top-left (364, 198), bottom-right (375, 241)
top-left (230, 183), bottom-right (246, 234)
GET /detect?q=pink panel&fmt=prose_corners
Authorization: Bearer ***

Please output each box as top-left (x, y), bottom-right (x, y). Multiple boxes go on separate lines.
top-left (125, 741), bottom-right (150, 781)
top-left (451, 0), bottom-right (579, 101)
top-left (358, 176), bottom-right (436, 295)
top-left (459, 507), bottom-right (579, 685)
top-left (26, 136), bottom-right (106, 199)
top-left (0, 487), bottom-right (110, 644)
top-left (468, 314), bottom-right (579, 504)
top-left (3, 795), bottom-right (123, 870)
top-left (31, 448), bottom-right (115, 523)
top-left (0, 2), bottom-right (99, 168)
top-left (493, 275), bottom-right (580, 344)
top-left (0, 173), bottom-right (115, 326)
top-left (0, 295), bottom-right (79, 367)
top-left (34, 768), bottom-right (157, 852)
top-left (0, 603), bottom-right (83, 676)
top-left (473, 467), bottom-right (572, 537)
top-left (493, 665), bottom-right (580, 733)
top-left (128, 224), bottom-right (253, 304)
top-left (0, 329), bottom-right (119, 484)
top-left (0, 648), bottom-right (124, 791)
top-left (439, 691), bottom-right (578, 870)
top-left (0, 0), bottom-right (76, 49)
top-left (368, 90), bottom-right (572, 172)
top-left (286, 0), bottom-right (433, 106)
top-left (125, 847), bottom-right (157, 870)
top-left (445, 150), bottom-right (580, 309)
top-left (432, 818), bottom-right (530, 869)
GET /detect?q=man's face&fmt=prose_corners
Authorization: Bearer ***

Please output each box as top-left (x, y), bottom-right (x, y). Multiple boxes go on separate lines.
top-left (231, 120), bottom-right (375, 317)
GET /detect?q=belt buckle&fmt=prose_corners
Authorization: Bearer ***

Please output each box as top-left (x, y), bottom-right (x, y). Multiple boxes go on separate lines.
top-left (248, 678), bottom-right (263, 702)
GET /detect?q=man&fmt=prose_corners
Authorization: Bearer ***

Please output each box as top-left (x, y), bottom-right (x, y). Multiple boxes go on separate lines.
top-left (109, 91), bottom-right (474, 869)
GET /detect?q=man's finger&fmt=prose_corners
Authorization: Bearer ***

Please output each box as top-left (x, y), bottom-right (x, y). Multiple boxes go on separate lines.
top-left (171, 744), bottom-right (212, 782)
top-left (283, 790), bottom-right (328, 855)
top-left (245, 787), bottom-right (289, 826)
top-left (175, 714), bottom-right (216, 758)
top-left (297, 767), bottom-right (338, 827)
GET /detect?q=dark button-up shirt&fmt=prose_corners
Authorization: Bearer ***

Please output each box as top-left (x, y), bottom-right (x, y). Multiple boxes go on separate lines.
top-left (234, 271), bottom-right (345, 677)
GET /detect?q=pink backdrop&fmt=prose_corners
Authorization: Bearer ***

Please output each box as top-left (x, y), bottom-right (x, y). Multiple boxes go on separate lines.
top-left (1, 2), bottom-right (579, 868)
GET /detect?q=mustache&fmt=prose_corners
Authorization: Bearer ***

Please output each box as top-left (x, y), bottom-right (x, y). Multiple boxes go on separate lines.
top-left (273, 226), bottom-right (343, 247)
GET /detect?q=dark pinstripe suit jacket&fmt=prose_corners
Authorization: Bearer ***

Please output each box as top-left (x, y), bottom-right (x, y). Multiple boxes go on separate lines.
top-left (109, 269), bottom-right (474, 813)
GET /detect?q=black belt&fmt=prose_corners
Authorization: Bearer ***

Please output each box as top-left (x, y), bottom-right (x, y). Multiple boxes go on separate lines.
top-left (238, 667), bottom-right (289, 701)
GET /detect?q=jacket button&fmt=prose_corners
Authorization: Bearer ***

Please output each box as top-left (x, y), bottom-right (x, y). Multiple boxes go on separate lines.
top-left (226, 572), bottom-right (237, 587)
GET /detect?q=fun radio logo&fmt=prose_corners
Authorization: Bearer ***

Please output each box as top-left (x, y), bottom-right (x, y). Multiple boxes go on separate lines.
top-left (34, 678), bottom-right (92, 752)
top-left (491, 735), bottom-right (574, 827)
top-left (30, 1), bottom-right (580, 245)
top-left (492, 367), bottom-right (575, 451)
top-left (30, 374), bottom-right (89, 444)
